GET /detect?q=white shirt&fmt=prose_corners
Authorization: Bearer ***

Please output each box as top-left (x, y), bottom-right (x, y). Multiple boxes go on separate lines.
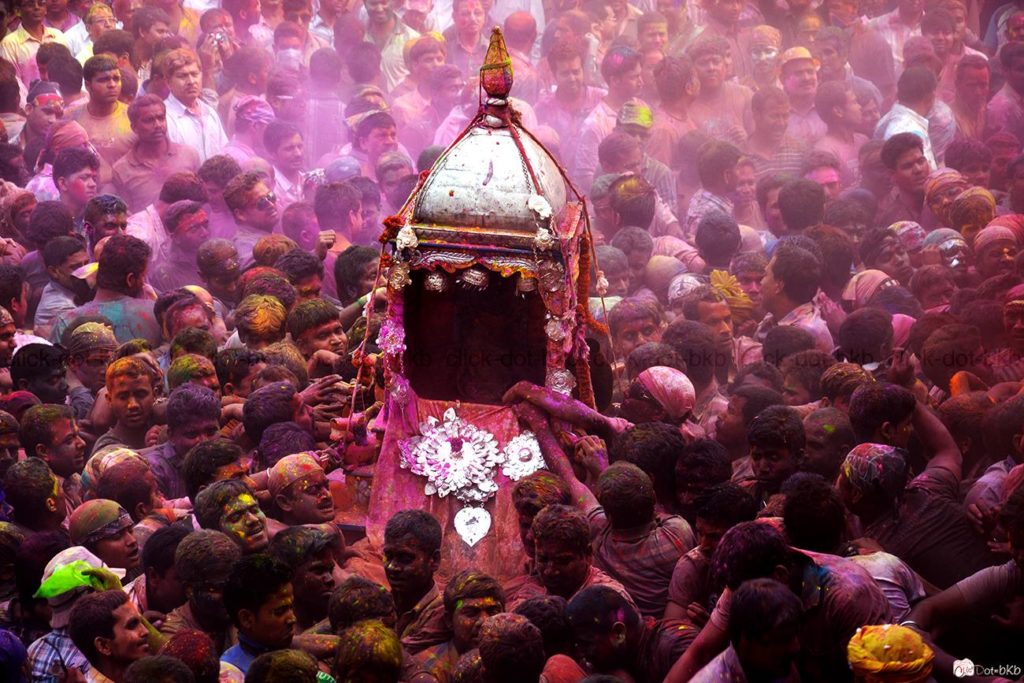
top-left (164, 94), bottom-right (229, 163)
top-left (0, 25), bottom-right (67, 86)
top-left (874, 102), bottom-right (937, 171)
top-left (274, 169), bottom-right (303, 212)
top-left (63, 20), bottom-right (90, 57)
top-left (126, 204), bottom-right (168, 258)
top-left (183, 0), bottom-right (219, 12)
top-left (75, 42), bottom-right (93, 64)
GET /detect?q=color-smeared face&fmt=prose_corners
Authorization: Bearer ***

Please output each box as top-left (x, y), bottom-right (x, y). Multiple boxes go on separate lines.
top-left (19, 0), bottom-right (47, 25)
top-left (674, 464), bottom-right (719, 521)
top-left (44, 416), bottom-right (86, 478)
top-left (612, 317), bottom-right (662, 359)
top-left (0, 429), bottom-right (19, 479)
top-left (872, 236), bottom-right (915, 285)
top-left (61, 165), bottom-right (99, 207)
top-left (714, 394), bottom-right (747, 449)
top-left (297, 318), bottom-right (347, 358)
top-left (1005, 302), bottom-right (1024, 355)
top-left (451, 595), bottom-right (503, 652)
top-left (104, 602), bottom-right (151, 663)
top-left (708, 0), bottom-right (742, 24)
top-left (272, 133), bottom-right (305, 175)
top-left (88, 211), bottom-right (128, 245)
top-left (220, 492), bottom-right (268, 552)
top-left (892, 147), bottom-right (931, 194)
top-left (173, 209), bottom-right (211, 251)
top-left (694, 52), bottom-right (725, 90)
top-left (750, 444), bottom-right (798, 494)
top-left (93, 524), bottom-right (141, 571)
top-left (927, 181), bottom-right (968, 227)
top-left (782, 60), bottom-right (817, 99)
top-left (168, 416), bottom-right (219, 459)
top-left (735, 621), bottom-right (801, 680)
top-left (534, 538), bottom-right (589, 599)
top-left (26, 96), bottom-right (64, 137)
top-left (86, 68), bottom-right (121, 106)
top-left (802, 418), bottom-right (847, 480)
top-left (108, 374), bottom-right (155, 430)
top-left (639, 20), bottom-right (668, 52)
top-left (977, 240), bottom-right (1018, 279)
top-left (281, 470), bottom-right (335, 523)
top-left (245, 583), bottom-right (296, 649)
top-left (452, 0), bottom-right (484, 35)
top-left (293, 547), bottom-right (336, 611)
top-left (168, 62), bottom-right (202, 104)
top-left (383, 534), bottom-right (436, 598)
top-left (71, 348), bottom-right (113, 393)
top-left (28, 367), bottom-right (70, 405)
top-left (238, 182), bottom-right (279, 232)
top-left (573, 622), bottom-right (624, 674)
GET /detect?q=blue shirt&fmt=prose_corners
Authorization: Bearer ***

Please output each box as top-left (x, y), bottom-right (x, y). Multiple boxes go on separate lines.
top-left (220, 633), bottom-right (273, 675)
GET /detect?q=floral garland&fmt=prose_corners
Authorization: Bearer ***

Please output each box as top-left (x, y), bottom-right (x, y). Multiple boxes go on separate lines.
top-left (399, 408), bottom-right (545, 507)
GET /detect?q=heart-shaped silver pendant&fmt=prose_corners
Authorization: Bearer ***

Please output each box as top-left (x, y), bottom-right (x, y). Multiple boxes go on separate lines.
top-left (454, 507), bottom-right (491, 547)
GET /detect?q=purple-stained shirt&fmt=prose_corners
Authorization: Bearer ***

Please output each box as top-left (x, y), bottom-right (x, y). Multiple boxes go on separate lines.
top-left (148, 243), bottom-right (203, 296)
top-left (685, 189), bottom-right (735, 240)
top-left (866, 8), bottom-right (921, 70)
top-left (667, 546), bottom-right (715, 618)
top-left (755, 301), bottom-right (835, 354)
top-left (536, 87), bottom-right (606, 174)
top-left (708, 549), bottom-right (892, 681)
top-left (635, 617), bottom-right (699, 682)
top-left (49, 296), bottom-right (161, 347)
top-left (396, 585), bottom-right (451, 655)
top-left (141, 441), bottom-right (188, 500)
top-left (590, 513), bottom-right (696, 619)
top-left (413, 639), bottom-right (460, 682)
top-left (862, 465), bottom-right (999, 589)
top-left (954, 560), bottom-right (1024, 613)
top-left (848, 551), bottom-right (926, 622)
top-left (988, 83), bottom-right (1024, 144)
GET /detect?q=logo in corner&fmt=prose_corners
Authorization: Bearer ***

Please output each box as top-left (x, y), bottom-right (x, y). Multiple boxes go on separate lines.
top-left (953, 659), bottom-right (975, 678)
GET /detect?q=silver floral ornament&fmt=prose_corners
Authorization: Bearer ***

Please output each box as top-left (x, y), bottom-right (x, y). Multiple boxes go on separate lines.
top-left (544, 317), bottom-right (567, 342)
top-left (389, 375), bottom-right (410, 405)
top-left (501, 431), bottom-right (545, 481)
top-left (398, 408), bottom-right (503, 504)
top-left (516, 275), bottom-right (537, 295)
top-left (395, 225), bottom-right (419, 251)
top-left (376, 318), bottom-right (406, 356)
top-left (458, 266), bottom-right (490, 290)
top-left (387, 262), bottom-right (412, 290)
top-left (546, 368), bottom-right (576, 395)
top-left (538, 261), bottom-right (565, 292)
top-left (423, 271), bottom-right (449, 292)
top-left (534, 227), bottom-right (556, 251)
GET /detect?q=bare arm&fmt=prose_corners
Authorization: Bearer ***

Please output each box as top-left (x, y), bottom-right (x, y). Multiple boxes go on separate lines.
top-left (913, 401), bottom-right (963, 480)
top-left (663, 615), bottom-right (728, 683)
top-left (905, 586), bottom-right (1008, 683)
top-left (511, 402), bottom-right (599, 510)
top-left (503, 381), bottom-right (619, 441)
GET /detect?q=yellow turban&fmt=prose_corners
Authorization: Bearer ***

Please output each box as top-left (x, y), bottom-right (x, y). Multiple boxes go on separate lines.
top-left (709, 270), bottom-right (755, 326)
top-left (848, 624), bottom-right (934, 683)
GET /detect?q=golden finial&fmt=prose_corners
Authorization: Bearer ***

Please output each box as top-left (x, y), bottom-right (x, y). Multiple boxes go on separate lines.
top-left (480, 27), bottom-right (514, 99)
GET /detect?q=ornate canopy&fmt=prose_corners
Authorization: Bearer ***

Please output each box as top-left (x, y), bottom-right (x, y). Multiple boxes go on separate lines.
top-left (376, 27), bottom-right (596, 405)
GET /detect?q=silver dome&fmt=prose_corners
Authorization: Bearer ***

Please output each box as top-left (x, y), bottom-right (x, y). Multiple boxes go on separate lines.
top-left (412, 122), bottom-right (568, 233)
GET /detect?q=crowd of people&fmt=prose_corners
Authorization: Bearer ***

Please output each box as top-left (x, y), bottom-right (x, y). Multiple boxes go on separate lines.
top-left (1, 0), bottom-right (1024, 681)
